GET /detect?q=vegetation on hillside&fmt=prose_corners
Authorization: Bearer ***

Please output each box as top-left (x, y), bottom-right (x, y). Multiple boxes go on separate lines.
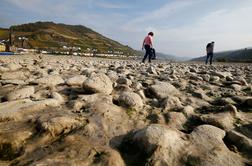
top-left (0, 28), bottom-right (8, 39)
top-left (0, 21), bottom-right (136, 55)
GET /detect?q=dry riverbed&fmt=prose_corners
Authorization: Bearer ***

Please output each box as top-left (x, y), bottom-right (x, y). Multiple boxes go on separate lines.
top-left (0, 54), bottom-right (251, 166)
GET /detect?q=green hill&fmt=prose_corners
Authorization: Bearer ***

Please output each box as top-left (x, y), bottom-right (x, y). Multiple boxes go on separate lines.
top-left (191, 48), bottom-right (252, 63)
top-left (0, 21), bottom-right (136, 55)
top-left (0, 28), bottom-right (9, 39)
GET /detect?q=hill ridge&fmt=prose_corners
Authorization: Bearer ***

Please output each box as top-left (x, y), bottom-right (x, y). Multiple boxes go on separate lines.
top-left (0, 21), bottom-right (136, 55)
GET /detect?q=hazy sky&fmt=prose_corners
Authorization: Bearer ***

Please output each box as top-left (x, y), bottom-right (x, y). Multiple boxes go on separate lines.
top-left (1, 0), bottom-right (252, 57)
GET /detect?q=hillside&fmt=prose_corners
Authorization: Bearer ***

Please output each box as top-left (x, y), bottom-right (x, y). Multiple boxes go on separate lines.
top-left (0, 21), bottom-right (136, 55)
top-left (191, 48), bottom-right (252, 62)
top-left (0, 28), bottom-right (8, 40)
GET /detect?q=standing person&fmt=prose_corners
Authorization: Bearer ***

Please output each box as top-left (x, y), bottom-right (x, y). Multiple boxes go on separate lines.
top-left (142, 32), bottom-right (154, 63)
top-left (205, 41), bottom-right (215, 65)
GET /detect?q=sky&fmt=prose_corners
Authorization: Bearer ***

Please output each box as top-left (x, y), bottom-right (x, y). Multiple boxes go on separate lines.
top-left (1, 0), bottom-right (252, 57)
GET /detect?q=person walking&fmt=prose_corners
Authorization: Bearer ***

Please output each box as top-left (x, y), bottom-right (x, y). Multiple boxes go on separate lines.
top-left (205, 41), bottom-right (215, 65)
top-left (142, 32), bottom-right (154, 63)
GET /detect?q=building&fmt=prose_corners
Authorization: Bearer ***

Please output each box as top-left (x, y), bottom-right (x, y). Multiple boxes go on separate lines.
top-left (0, 43), bottom-right (6, 52)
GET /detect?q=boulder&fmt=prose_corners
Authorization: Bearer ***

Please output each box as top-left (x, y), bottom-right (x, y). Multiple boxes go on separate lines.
top-left (182, 105), bottom-right (195, 117)
top-left (133, 124), bottom-right (186, 154)
top-left (0, 99), bottom-right (33, 122)
top-left (5, 86), bottom-right (35, 101)
top-left (34, 75), bottom-right (65, 86)
top-left (1, 71), bottom-right (27, 80)
top-left (210, 76), bottom-right (220, 82)
top-left (146, 66), bottom-right (157, 75)
top-left (132, 124), bottom-right (187, 166)
top-left (226, 76), bottom-right (234, 81)
top-left (13, 135), bottom-right (125, 166)
top-left (231, 84), bottom-right (242, 91)
top-left (192, 89), bottom-right (212, 102)
top-left (187, 125), bottom-right (244, 166)
top-left (118, 92), bottom-right (143, 109)
top-left (36, 114), bottom-right (87, 137)
top-left (0, 79), bottom-right (26, 85)
top-left (83, 73), bottom-right (113, 95)
top-left (163, 96), bottom-right (183, 110)
top-left (150, 82), bottom-right (180, 99)
top-left (0, 66), bottom-right (9, 72)
top-left (211, 71), bottom-right (232, 78)
top-left (226, 128), bottom-right (252, 156)
top-left (66, 75), bottom-right (86, 86)
top-left (6, 63), bottom-right (22, 71)
top-left (202, 74), bottom-right (210, 82)
top-left (0, 92), bottom-right (64, 122)
top-left (83, 100), bottom-right (131, 145)
top-left (116, 77), bottom-right (132, 86)
top-left (121, 124), bottom-right (244, 166)
top-left (0, 123), bottom-right (33, 160)
top-left (165, 112), bottom-right (187, 130)
top-left (190, 73), bottom-right (203, 81)
top-left (200, 112), bottom-right (235, 130)
top-left (189, 68), bottom-right (197, 73)
top-left (235, 77), bottom-right (248, 86)
top-left (107, 71), bottom-right (119, 82)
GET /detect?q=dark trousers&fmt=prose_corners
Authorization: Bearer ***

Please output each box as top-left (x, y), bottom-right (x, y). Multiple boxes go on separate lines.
top-left (142, 45), bottom-right (152, 63)
top-left (205, 53), bottom-right (213, 65)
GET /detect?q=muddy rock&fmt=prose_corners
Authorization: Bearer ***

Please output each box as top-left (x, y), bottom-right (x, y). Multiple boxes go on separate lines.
top-left (117, 91), bottom-right (143, 109)
top-left (150, 82), bottom-right (180, 99)
top-left (0, 92), bottom-right (64, 122)
top-left (83, 73), bottom-right (113, 95)
top-left (5, 86), bottom-right (35, 101)
top-left (1, 71), bottom-right (28, 80)
top-left (5, 63), bottom-right (22, 71)
top-left (34, 75), bottom-right (65, 86)
top-left (116, 77), bottom-right (132, 86)
top-left (36, 114), bottom-right (87, 137)
top-left (13, 135), bottom-right (125, 166)
top-left (182, 105), bottom-right (195, 117)
top-left (147, 66), bottom-right (157, 75)
top-left (82, 100), bottom-right (131, 145)
top-left (200, 112), bottom-right (235, 130)
top-left (66, 75), bottom-right (86, 86)
top-left (226, 125), bottom-right (252, 157)
top-left (133, 124), bottom-right (186, 155)
top-left (165, 112), bottom-right (187, 130)
top-left (187, 125), bottom-right (244, 166)
top-left (163, 96), bottom-right (183, 111)
top-left (0, 123), bottom-right (33, 160)
top-left (211, 71), bottom-right (232, 78)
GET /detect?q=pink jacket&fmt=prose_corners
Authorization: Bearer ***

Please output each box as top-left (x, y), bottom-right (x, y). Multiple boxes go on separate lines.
top-left (143, 35), bottom-right (153, 47)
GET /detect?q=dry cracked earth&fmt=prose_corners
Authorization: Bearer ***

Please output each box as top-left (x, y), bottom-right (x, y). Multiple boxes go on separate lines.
top-left (0, 54), bottom-right (251, 166)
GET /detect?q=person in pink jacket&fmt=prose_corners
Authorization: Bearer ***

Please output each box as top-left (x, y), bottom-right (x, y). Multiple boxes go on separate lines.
top-left (142, 32), bottom-right (154, 63)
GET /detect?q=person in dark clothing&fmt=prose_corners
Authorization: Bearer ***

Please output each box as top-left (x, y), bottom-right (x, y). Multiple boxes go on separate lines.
top-left (142, 32), bottom-right (154, 63)
top-left (205, 41), bottom-right (215, 65)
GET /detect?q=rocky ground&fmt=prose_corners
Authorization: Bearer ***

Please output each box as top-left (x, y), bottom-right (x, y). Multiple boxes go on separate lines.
top-left (0, 54), bottom-right (251, 166)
